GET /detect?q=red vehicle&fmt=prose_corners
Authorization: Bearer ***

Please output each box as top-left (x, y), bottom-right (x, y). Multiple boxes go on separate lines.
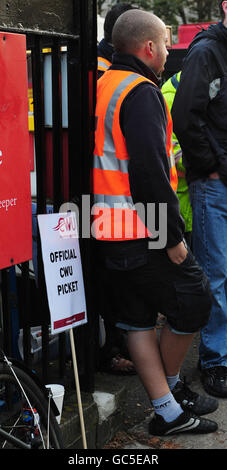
top-left (172, 22), bottom-right (217, 49)
top-left (166, 22), bottom-right (217, 77)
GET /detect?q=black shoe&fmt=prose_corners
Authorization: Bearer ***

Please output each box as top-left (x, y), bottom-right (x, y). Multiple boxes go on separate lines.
top-left (172, 379), bottom-right (218, 415)
top-left (149, 411), bottom-right (218, 436)
top-left (201, 366), bottom-right (227, 397)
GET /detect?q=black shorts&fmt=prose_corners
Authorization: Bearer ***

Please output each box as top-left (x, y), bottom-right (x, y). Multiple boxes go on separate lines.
top-left (94, 239), bottom-right (212, 334)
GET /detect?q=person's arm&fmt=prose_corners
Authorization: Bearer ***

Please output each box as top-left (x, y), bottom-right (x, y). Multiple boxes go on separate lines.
top-left (172, 45), bottom-right (218, 175)
top-left (121, 83), bottom-right (185, 249)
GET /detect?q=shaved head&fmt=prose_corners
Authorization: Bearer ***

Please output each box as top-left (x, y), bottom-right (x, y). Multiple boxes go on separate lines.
top-left (112, 9), bottom-right (166, 54)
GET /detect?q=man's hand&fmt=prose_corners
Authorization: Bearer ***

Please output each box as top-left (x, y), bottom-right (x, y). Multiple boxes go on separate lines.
top-left (167, 241), bottom-right (188, 265)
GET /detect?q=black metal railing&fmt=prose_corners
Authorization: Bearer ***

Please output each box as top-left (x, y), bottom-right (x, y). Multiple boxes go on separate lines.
top-left (0, 0), bottom-right (97, 392)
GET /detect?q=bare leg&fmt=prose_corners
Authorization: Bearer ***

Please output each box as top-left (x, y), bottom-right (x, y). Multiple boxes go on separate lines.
top-left (159, 324), bottom-right (194, 376)
top-left (127, 326), bottom-right (195, 400)
top-left (127, 327), bottom-right (217, 433)
top-left (127, 329), bottom-right (169, 400)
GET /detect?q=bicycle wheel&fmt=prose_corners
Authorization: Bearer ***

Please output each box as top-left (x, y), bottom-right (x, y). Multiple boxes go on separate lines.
top-left (0, 361), bottom-right (64, 449)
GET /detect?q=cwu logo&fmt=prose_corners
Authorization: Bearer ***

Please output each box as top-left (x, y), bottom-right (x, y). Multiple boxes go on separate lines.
top-left (53, 215), bottom-right (78, 238)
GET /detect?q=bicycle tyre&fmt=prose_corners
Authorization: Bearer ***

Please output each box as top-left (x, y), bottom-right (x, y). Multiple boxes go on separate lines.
top-left (0, 362), bottom-right (64, 449)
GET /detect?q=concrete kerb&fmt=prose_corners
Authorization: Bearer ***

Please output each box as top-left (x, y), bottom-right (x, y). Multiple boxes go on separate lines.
top-left (59, 372), bottom-right (127, 449)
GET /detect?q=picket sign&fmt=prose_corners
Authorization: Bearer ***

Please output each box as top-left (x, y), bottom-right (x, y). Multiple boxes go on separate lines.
top-left (38, 212), bottom-right (87, 448)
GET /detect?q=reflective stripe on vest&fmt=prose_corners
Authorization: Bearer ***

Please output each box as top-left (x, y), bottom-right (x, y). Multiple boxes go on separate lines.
top-left (92, 70), bottom-right (177, 241)
top-left (171, 72), bottom-right (179, 90)
top-left (97, 57), bottom-right (112, 72)
top-left (165, 101), bottom-right (178, 192)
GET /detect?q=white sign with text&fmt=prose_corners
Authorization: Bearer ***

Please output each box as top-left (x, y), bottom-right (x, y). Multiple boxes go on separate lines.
top-left (38, 213), bottom-right (87, 334)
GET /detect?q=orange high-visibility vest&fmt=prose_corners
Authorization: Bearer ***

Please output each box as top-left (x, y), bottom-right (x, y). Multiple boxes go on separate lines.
top-left (92, 70), bottom-right (177, 241)
top-left (97, 56), bottom-right (112, 74)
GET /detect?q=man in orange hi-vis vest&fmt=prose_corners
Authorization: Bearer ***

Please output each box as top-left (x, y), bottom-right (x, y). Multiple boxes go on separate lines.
top-left (97, 3), bottom-right (137, 377)
top-left (92, 9), bottom-right (218, 436)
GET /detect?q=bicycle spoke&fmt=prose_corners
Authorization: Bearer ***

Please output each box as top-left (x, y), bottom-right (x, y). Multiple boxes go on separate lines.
top-left (0, 355), bottom-right (63, 449)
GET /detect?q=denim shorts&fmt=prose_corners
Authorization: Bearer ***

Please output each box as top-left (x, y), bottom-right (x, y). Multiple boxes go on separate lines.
top-left (94, 239), bottom-right (212, 334)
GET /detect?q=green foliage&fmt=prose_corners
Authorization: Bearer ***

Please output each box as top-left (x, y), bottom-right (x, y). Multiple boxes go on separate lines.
top-left (153, 0), bottom-right (181, 25)
top-left (153, 0), bottom-right (219, 24)
top-left (105, 0), bottom-right (221, 23)
top-left (112, 0), bottom-right (153, 10)
top-left (187, 0), bottom-right (220, 22)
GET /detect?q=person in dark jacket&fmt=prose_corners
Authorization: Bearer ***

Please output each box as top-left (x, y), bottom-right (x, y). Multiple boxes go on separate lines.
top-left (93, 9), bottom-right (218, 436)
top-left (97, 3), bottom-right (134, 78)
top-left (172, 1), bottom-right (227, 397)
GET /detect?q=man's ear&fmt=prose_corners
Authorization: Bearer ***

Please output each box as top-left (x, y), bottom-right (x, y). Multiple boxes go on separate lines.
top-left (145, 40), bottom-right (153, 58)
top-left (223, 0), bottom-right (227, 15)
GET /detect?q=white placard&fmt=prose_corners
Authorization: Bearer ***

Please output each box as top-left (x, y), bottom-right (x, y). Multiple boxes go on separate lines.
top-left (38, 213), bottom-right (87, 334)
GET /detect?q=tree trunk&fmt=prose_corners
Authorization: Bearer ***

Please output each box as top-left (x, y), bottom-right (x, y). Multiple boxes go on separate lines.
top-left (177, 5), bottom-right (187, 24)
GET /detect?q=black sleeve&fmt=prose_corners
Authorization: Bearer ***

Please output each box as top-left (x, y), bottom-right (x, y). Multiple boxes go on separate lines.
top-left (121, 83), bottom-right (185, 248)
top-left (97, 70), bottom-right (104, 79)
top-left (172, 45), bottom-right (218, 175)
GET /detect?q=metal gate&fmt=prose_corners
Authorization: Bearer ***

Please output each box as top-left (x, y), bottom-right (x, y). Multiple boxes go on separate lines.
top-left (0, 0), bottom-right (97, 392)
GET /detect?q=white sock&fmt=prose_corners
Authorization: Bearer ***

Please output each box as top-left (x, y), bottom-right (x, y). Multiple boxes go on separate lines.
top-left (152, 391), bottom-right (183, 423)
top-left (166, 373), bottom-right (180, 391)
